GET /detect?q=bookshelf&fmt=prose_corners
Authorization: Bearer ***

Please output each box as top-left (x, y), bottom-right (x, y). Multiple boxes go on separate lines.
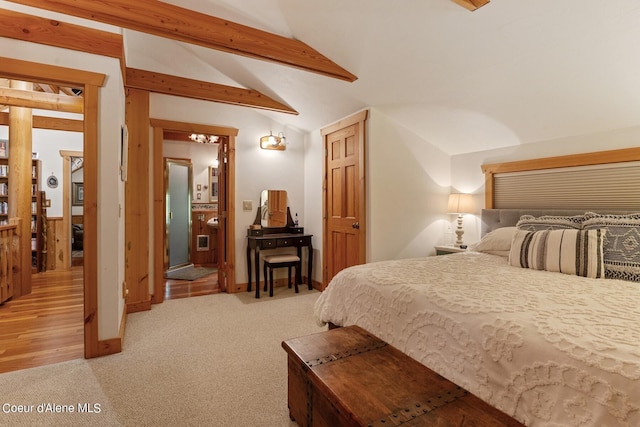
top-left (0, 158), bottom-right (45, 272)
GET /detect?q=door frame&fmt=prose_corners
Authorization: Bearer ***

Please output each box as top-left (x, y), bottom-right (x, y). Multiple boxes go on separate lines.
top-left (150, 119), bottom-right (237, 303)
top-left (0, 56), bottom-right (106, 358)
top-left (60, 150), bottom-right (84, 270)
top-left (321, 110), bottom-right (368, 289)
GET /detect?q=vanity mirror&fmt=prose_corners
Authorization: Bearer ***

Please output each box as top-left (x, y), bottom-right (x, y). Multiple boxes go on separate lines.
top-left (259, 189), bottom-right (288, 227)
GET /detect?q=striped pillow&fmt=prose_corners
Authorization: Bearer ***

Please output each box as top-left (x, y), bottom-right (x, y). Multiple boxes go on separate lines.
top-left (509, 229), bottom-right (606, 278)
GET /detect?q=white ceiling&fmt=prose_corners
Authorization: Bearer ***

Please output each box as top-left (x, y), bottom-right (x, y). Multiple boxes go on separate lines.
top-left (120, 1), bottom-right (640, 155)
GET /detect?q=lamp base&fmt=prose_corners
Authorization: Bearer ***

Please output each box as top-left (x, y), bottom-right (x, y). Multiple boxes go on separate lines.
top-left (455, 214), bottom-right (464, 247)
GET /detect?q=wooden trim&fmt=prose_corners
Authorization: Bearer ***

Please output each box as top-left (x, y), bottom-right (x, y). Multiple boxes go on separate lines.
top-left (124, 88), bottom-right (150, 312)
top-left (0, 112), bottom-right (83, 132)
top-left (0, 56), bottom-right (105, 87)
top-left (7, 0), bottom-right (356, 82)
top-left (119, 307), bottom-right (127, 343)
top-left (3, 58), bottom-right (105, 359)
top-left (320, 109), bottom-right (368, 136)
top-left (59, 151), bottom-right (75, 270)
top-left (126, 68), bottom-right (298, 115)
top-left (0, 8), bottom-right (123, 59)
top-left (96, 304), bottom-right (127, 357)
top-left (451, 0), bottom-right (490, 11)
top-left (150, 119), bottom-right (239, 137)
top-left (151, 120), bottom-right (236, 301)
top-left (83, 83), bottom-right (100, 359)
top-left (97, 337), bottom-right (122, 357)
top-left (126, 299), bottom-right (152, 314)
top-left (226, 136), bottom-right (236, 290)
top-left (151, 125), bottom-right (165, 304)
top-left (481, 147), bottom-right (640, 209)
top-left (60, 150), bottom-right (84, 158)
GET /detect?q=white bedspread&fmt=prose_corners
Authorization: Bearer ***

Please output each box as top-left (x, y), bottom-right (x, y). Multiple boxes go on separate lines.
top-left (314, 251), bottom-right (640, 426)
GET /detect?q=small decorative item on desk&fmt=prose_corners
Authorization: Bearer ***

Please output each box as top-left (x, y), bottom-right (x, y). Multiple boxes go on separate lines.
top-left (294, 213), bottom-right (299, 226)
top-left (435, 245), bottom-right (467, 256)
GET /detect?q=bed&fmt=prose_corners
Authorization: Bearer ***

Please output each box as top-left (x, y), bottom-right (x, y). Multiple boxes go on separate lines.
top-left (314, 208), bottom-right (640, 426)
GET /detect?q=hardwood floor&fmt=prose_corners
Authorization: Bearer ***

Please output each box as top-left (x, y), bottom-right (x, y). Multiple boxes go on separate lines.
top-left (0, 267), bottom-right (84, 374)
top-left (0, 267), bottom-right (219, 374)
top-left (164, 269), bottom-right (220, 300)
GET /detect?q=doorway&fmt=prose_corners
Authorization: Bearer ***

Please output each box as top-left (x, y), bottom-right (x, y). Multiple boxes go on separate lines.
top-left (150, 119), bottom-right (237, 303)
top-left (166, 159), bottom-right (192, 270)
top-left (0, 57), bottom-right (105, 361)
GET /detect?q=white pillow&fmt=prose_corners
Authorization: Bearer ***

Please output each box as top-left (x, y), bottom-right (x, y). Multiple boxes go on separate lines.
top-left (469, 226), bottom-right (516, 256)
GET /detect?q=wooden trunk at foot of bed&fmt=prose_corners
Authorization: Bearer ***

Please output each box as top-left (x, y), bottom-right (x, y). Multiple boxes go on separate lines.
top-left (282, 325), bottom-right (523, 427)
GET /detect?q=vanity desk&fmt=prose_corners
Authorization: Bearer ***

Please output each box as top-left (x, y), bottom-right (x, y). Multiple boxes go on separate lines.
top-left (246, 200), bottom-right (313, 298)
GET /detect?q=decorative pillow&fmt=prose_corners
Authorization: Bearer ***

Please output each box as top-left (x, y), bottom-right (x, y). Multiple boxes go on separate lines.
top-left (470, 227), bottom-right (516, 256)
top-left (582, 213), bottom-right (640, 282)
top-left (509, 228), bottom-right (606, 278)
top-left (516, 214), bottom-right (584, 231)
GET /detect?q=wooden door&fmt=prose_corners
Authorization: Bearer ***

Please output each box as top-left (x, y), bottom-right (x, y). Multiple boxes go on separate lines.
top-left (322, 111), bottom-right (367, 287)
top-left (216, 139), bottom-right (228, 291)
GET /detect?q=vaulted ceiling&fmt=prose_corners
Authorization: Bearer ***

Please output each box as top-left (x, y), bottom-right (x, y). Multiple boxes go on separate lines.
top-left (2, 0), bottom-right (640, 155)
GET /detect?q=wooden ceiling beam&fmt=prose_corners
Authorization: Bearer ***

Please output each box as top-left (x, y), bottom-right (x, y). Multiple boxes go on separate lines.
top-left (0, 8), bottom-right (123, 59)
top-left (126, 68), bottom-right (298, 115)
top-left (6, 0), bottom-right (357, 82)
top-left (0, 87), bottom-right (84, 113)
top-left (451, 0), bottom-right (490, 11)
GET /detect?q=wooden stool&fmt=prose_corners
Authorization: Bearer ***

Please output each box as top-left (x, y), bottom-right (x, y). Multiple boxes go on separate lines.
top-left (263, 254), bottom-right (301, 297)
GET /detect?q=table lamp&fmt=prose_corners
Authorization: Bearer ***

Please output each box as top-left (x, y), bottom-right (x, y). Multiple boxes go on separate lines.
top-left (447, 193), bottom-right (474, 247)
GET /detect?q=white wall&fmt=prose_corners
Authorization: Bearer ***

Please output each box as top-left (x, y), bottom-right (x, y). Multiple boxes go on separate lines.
top-left (367, 109), bottom-right (452, 260)
top-left (0, 38), bottom-right (126, 341)
top-left (451, 125), bottom-right (640, 244)
top-left (150, 94), bottom-right (307, 285)
top-left (304, 108), bottom-right (454, 281)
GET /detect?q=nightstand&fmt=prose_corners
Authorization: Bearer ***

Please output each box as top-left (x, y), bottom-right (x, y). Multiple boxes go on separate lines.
top-left (435, 245), bottom-right (467, 256)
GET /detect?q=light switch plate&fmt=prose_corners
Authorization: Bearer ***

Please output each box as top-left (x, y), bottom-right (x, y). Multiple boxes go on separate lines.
top-left (242, 200), bottom-right (253, 211)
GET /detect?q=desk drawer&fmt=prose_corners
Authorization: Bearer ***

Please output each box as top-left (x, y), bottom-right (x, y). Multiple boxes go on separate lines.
top-left (258, 239), bottom-right (277, 249)
top-left (278, 236), bottom-right (310, 247)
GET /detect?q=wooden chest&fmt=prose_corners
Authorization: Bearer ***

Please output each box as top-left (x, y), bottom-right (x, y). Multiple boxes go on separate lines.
top-left (282, 325), bottom-right (523, 427)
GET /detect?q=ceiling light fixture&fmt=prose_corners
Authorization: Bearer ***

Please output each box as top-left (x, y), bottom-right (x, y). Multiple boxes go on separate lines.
top-left (189, 134), bottom-right (219, 144)
top-left (260, 131), bottom-right (286, 151)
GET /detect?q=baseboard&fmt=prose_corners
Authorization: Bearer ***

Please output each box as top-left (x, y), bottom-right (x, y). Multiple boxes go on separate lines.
top-left (126, 299), bottom-right (152, 313)
top-left (95, 307), bottom-right (127, 357)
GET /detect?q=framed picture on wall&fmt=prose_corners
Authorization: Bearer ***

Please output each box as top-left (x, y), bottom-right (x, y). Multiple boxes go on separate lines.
top-left (0, 140), bottom-right (7, 159)
top-left (72, 182), bottom-right (84, 206)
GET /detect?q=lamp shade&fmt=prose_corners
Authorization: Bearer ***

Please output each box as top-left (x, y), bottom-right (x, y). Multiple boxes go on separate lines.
top-left (447, 193), bottom-right (474, 214)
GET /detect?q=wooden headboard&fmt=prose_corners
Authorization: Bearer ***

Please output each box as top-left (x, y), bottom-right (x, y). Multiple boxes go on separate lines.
top-left (481, 147), bottom-right (640, 209)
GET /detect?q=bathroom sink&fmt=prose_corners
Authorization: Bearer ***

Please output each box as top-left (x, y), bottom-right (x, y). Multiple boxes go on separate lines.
top-left (206, 218), bottom-right (219, 231)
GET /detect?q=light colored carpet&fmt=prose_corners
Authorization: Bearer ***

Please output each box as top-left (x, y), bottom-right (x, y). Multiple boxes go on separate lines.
top-left (0, 287), bottom-right (325, 426)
